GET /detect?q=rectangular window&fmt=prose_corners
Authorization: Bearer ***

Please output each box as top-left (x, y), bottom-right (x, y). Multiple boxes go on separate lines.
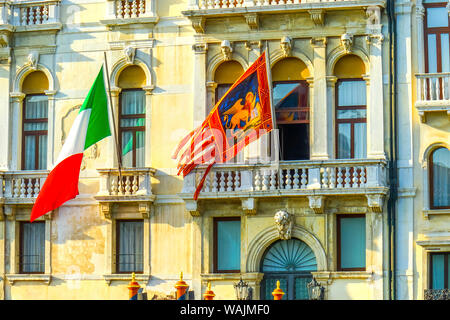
top-left (273, 81), bottom-right (310, 160)
top-left (424, 2), bottom-right (450, 74)
top-left (119, 90), bottom-right (145, 168)
top-left (336, 80), bottom-right (367, 159)
top-left (116, 220), bottom-right (143, 273)
top-left (430, 252), bottom-right (449, 289)
top-left (214, 218), bottom-right (241, 273)
top-left (337, 215), bottom-right (366, 271)
top-left (20, 222), bottom-right (45, 273)
top-left (22, 95), bottom-right (48, 170)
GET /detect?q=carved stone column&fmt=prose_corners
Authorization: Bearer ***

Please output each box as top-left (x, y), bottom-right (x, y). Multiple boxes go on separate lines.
top-left (108, 86), bottom-right (122, 168)
top-left (143, 85), bottom-right (154, 167)
top-left (0, 57), bottom-right (11, 169)
top-left (192, 42), bottom-right (208, 126)
top-left (310, 37), bottom-right (329, 160)
top-left (326, 76), bottom-right (338, 157)
top-left (10, 92), bottom-right (26, 170)
top-left (366, 34), bottom-right (386, 160)
top-left (45, 90), bottom-right (57, 168)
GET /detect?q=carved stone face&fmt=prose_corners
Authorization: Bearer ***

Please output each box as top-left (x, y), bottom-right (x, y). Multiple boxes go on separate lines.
top-left (274, 210), bottom-right (293, 240)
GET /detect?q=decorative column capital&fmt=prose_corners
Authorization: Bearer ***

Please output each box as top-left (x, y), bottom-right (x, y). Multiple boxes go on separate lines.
top-left (10, 92), bottom-right (25, 102)
top-left (109, 86), bottom-right (122, 97)
top-left (326, 76), bottom-right (338, 87)
top-left (143, 85), bottom-right (155, 95)
top-left (244, 13), bottom-right (259, 30)
top-left (362, 74), bottom-right (370, 85)
top-left (192, 42), bottom-right (208, 54)
top-left (206, 81), bottom-right (218, 92)
top-left (305, 77), bottom-right (314, 88)
top-left (310, 37), bottom-right (327, 48)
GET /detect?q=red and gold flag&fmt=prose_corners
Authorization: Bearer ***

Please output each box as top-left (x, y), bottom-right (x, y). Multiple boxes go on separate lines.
top-left (173, 51), bottom-right (274, 199)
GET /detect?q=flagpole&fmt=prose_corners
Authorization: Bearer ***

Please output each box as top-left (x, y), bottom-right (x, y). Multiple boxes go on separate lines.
top-left (103, 52), bottom-right (123, 187)
top-left (265, 41), bottom-right (281, 185)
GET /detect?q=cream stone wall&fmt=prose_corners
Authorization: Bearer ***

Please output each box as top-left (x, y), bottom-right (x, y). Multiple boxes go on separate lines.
top-left (0, 0), bottom-right (395, 300)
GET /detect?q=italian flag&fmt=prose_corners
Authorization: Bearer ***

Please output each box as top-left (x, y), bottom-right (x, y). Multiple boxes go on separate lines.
top-left (30, 67), bottom-right (111, 222)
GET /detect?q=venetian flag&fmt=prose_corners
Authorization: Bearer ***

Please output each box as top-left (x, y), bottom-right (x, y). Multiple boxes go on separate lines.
top-left (172, 51), bottom-right (274, 200)
top-left (30, 67), bottom-right (111, 222)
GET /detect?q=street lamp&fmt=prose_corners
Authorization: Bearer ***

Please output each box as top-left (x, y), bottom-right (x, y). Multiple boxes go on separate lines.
top-left (307, 277), bottom-right (324, 300)
top-left (234, 276), bottom-right (252, 300)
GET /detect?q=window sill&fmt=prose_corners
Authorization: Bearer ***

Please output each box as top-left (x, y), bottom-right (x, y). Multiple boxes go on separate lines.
top-left (312, 271), bottom-right (374, 284)
top-left (423, 208), bottom-right (450, 220)
top-left (6, 274), bottom-right (51, 285)
top-left (103, 274), bottom-right (150, 286)
top-left (200, 272), bottom-right (264, 283)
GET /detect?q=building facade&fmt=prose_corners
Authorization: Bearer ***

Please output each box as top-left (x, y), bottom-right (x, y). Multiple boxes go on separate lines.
top-left (0, 0), bottom-right (446, 300)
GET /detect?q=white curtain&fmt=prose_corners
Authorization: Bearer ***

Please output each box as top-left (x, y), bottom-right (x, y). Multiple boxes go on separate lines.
top-left (432, 148), bottom-right (450, 207)
top-left (22, 222), bottom-right (45, 273)
top-left (118, 221), bottom-right (143, 273)
top-left (24, 96), bottom-right (48, 170)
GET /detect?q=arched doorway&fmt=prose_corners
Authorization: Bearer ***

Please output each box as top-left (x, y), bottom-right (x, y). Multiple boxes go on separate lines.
top-left (260, 238), bottom-right (317, 300)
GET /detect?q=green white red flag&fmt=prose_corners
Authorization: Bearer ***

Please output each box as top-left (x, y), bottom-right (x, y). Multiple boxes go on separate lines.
top-left (30, 67), bottom-right (111, 222)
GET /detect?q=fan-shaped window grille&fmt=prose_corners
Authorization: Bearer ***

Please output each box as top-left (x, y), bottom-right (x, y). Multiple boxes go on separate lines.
top-left (262, 239), bottom-right (317, 272)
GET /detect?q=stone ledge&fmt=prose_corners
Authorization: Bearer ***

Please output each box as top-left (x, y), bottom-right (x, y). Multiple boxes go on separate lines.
top-left (423, 208), bottom-right (450, 220)
top-left (312, 271), bottom-right (374, 284)
top-left (103, 274), bottom-right (151, 285)
top-left (6, 274), bottom-right (51, 285)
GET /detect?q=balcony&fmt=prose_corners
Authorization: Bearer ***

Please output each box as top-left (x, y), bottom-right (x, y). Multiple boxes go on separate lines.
top-left (8, 0), bottom-right (62, 33)
top-left (183, 0), bottom-right (386, 32)
top-left (415, 72), bottom-right (450, 122)
top-left (94, 167), bottom-right (156, 219)
top-left (0, 170), bottom-right (48, 205)
top-left (424, 289), bottom-right (450, 300)
top-left (179, 159), bottom-right (388, 215)
top-left (101, 0), bottom-right (158, 28)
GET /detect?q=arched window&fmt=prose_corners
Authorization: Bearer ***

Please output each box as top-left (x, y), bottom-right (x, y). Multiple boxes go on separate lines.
top-left (430, 147), bottom-right (450, 208)
top-left (334, 55), bottom-right (367, 159)
top-left (21, 71), bottom-right (49, 170)
top-left (118, 65), bottom-right (146, 168)
top-left (272, 58), bottom-right (310, 160)
top-left (214, 60), bottom-right (244, 105)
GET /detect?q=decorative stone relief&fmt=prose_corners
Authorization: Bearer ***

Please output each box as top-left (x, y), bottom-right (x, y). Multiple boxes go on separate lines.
top-left (221, 40), bottom-right (233, 61)
top-left (242, 197), bottom-right (257, 215)
top-left (124, 46), bottom-right (136, 64)
top-left (366, 194), bottom-right (384, 213)
top-left (185, 199), bottom-right (200, 216)
top-left (191, 16), bottom-right (205, 33)
top-left (308, 195), bottom-right (324, 214)
top-left (340, 33), bottom-right (353, 53)
top-left (139, 202), bottom-right (151, 219)
top-left (4, 205), bottom-right (15, 221)
top-left (274, 210), bottom-right (293, 240)
top-left (244, 13), bottom-right (259, 30)
top-left (309, 9), bottom-right (324, 26)
top-left (100, 203), bottom-right (112, 219)
top-left (0, 33), bottom-right (8, 48)
top-left (280, 36), bottom-right (292, 57)
top-left (192, 43), bottom-right (208, 54)
top-left (27, 51), bottom-right (39, 70)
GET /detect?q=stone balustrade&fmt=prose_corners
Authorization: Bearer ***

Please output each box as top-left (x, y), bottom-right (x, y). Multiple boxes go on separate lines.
top-left (415, 72), bottom-right (450, 122)
top-left (196, 0), bottom-right (357, 10)
top-left (102, 0), bottom-right (158, 26)
top-left (1, 170), bottom-right (48, 203)
top-left (95, 167), bottom-right (156, 202)
top-left (11, 0), bottom-right (61, 27)
top-left (181, 159), bottom-right (388, 198)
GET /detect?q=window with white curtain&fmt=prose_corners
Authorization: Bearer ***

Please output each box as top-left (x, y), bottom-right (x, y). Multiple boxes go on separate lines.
top-left (336, 80), bottom-right (367, 159)
top-left (430, 147), bottom-right (450, 208)
top-left (116, 220), bottom-right (143, 273)
top-left (22, 95), bottom-right (48, 170)
top-left (20, 221), bottom-right (45, 273)
top-left (119, 89), bottom-right (145, 168)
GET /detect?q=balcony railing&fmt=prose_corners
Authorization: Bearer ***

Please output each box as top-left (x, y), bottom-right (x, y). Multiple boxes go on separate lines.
top-left (10, 0), bottom-right (61, 30)
top-left (102, 0), bottom-right (158, 26)
top-left (95, 167), bottom-right (156, 202)
top-left (415, 73), bottom-right (450, 122)
top-left (424, 289), bottom-right (450, 300)
top-left (196, 0), bottom-right (357, 10)
top-left (0, 171), bottom-right (48, 203)
top-left (181, 159), bottom-right (387, 199)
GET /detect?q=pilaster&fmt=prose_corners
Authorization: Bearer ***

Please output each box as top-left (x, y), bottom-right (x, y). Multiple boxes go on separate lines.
top-left (192, 42), bottom-right (208, 126)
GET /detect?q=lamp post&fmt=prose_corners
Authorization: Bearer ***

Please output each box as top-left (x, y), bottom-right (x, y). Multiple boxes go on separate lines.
top-left (307, 278), bottom-right (325, 300)
top-left (234, 276), bottom-right (251, 300)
